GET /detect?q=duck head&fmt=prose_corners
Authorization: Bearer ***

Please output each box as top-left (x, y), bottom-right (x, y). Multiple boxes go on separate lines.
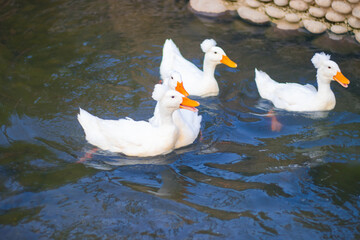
top-left (163, 71), bottom-right (189, 97)
top-left (153, 87), bottom-right (199, 113)
top-left (200, 39), bottom-right (237, 68)
top-left (311, 52), bottom-right (350, 88)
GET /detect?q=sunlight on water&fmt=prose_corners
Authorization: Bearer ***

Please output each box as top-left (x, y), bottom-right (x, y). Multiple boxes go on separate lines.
top-left (0, 0), bottom-right (359, 239)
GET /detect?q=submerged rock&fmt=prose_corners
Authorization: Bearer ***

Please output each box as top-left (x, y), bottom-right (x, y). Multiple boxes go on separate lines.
top-left (276, 19), bottom-right (300, 29)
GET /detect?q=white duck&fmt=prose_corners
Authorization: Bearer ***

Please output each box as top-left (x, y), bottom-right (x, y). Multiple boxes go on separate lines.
top-left (149, 71), bottom-right (202, 149)
top-left (160, 39), bottom-right (237, 97)
top-left (78, 87), bottom-right (199, 157)
top-left (254, 52), bottom-right (350, 112)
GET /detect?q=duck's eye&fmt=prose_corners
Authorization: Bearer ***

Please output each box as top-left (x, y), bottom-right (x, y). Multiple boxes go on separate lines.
top-left (171, 96), bottom-right (175, 98)
top-left (171, 76), bottom-right (173, 79)
top-left (328, 66), bottom-right (331, 69)
top-left (214, 51), bottom-right (217, 54)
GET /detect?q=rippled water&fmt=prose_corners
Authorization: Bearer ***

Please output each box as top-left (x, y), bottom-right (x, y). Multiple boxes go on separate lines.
top-left (0, 0), bottom-right (359, 238)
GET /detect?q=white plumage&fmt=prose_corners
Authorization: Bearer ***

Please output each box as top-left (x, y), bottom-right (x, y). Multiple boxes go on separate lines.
top-left (78, 88), bottom-right (199, 157)
top-left (149, 71), bottom-right (202, 149)
top-left (254, 52), bottom-right (350, 112)
top-left (160, 39), bottom-right (237, 97)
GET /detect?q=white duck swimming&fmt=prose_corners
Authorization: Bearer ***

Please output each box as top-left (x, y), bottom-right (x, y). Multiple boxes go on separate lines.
top-left (160, 39), bottom-right (237, 97)
top-left (78, 88), bottom-right (199, 157)
top-left (149, 71), bottom-right (202, 149)
top-left (254, 52), bottom-right (350, 112)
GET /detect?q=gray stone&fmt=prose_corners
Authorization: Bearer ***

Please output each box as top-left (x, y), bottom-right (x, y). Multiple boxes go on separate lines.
top-left (325, 9), bottom-right (345, 22)
top-left (330, 25), bottom-right (348, 34)
top-left (309, 7), bottom-right (326, 18)
top-left (315, 0), bottom-right (331, 8)
top-left (189, 0), bottom-right (227, 15)
top-left (289, 0), bottom-right (308, 11)
top-left (237, 7), bottom-right (270, 24)
top-left (265, 6), bottom-right (285, 19)
top-left (285, 13), bottom-right (301, 22)
top-left (274, 0), bottom-right (289, 6)
top-left (303, 20), bottom-right (327, 34)
top-left (355, 32), bottom-right (360, 43)
top-left (349, 16), bottom-right (360, 28)
top-left (348, 0), bottom-right (359, 3)
top-left (352, 6), bottom-right (360, 19)
top-left (246, 0), bottom-right (261, 8)
top-left (331, 1), bottom-right (352, 15)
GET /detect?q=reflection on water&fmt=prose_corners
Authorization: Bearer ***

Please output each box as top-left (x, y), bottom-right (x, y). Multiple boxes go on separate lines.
top-left (0, 0), bottom-right (359, 238)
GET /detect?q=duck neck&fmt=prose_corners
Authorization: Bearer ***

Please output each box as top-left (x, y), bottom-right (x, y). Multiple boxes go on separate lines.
top-left (158, 107), bottom-right (175, 126)
top-left (203, 56), bottom-right (217, 81)
top-left (316, 75), bottom-right (334, 97)
top-left (316, 74), bottom-right (335, 109)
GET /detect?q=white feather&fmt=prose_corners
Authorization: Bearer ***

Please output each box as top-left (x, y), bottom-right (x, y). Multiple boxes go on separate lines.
top-left (200, 39), bottom-right (217, 53)
top-left (311, 52), bottom-right (330, 69)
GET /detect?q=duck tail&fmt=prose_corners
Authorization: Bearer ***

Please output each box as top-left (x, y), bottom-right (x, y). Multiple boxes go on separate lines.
top-left (78, 108), bottom-right (102, 144)
top-left (160, 39), bottom-right (181, 79)
top-left (254, 68), bottom-right (279, 100)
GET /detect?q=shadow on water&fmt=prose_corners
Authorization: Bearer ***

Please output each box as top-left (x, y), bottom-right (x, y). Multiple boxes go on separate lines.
top-left (0, 0), bottom-right (359, 239)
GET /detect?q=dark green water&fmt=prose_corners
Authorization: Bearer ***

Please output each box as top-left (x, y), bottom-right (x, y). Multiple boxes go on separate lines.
top-left (0, 0), bottom-right (359, 239)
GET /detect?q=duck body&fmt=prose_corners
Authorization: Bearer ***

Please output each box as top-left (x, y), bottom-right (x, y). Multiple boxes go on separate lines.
top-left (149, 72), bottom-right (202, 149)
top-left (254, 52), bottom-right (350, 112)
top-left (78, 88), bottom-right (199, 157)
top-left (160, 39), bottom-right (237, 97)
top-left (78, 108), bottom-right (178, 157)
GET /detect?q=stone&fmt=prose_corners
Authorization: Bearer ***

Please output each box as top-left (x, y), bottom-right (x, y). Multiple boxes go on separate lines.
top-left (289, 0), bottom-right (308, 11)
top-left (331, 1), bottom-right (352, 14)
top-left (355, 32), bottom-right (360, 43)
top-left (349, 16), bottom-right (360, 28)
top-left (348, 0), bottom-right (359, 3)
top-left (330, 25), bottom-right (348, 34)
top-left (274, 0), bottom-right (289, 6)
top-left (189, 0), bottom-right (227, 15)
top-left (309, 7), bottom-right (326, 18)
top-left (325, 9), bottom-right (345, 22)
top-left (352, 6), bottom-right (360, 18)
top-left (265, 6), bottom-right (285, 19)
top-left (276, 20), bottom-right (300, 29)
top-left (303, 20), bottom-right (327, 33)
top-left (285, 13), bottom-right (301, 22)
top-left (245, 0), bottom-right (261, 8)
top-left (259, 0), bottom-right (272, 2)
top-left (315, 0), bottom-right (331, 8)
top-left (302, 0), bottom-right (313, 3)
top-left (237, 7), bottom-right (270, 24)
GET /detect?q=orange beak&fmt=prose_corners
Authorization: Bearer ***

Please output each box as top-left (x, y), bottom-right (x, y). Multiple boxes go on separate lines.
top-left (220, 55), bottom-right (237, 68)
top-left (180, 96), bottom-right (200, 112)
top-left (175, 81), bottom-right (189, 97)
top-left (333, 71), bottom-right (350, 88)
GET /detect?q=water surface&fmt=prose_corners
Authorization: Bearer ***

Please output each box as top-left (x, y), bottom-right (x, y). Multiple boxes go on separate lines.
top-left (0, 0), bottom-right (359, 239)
